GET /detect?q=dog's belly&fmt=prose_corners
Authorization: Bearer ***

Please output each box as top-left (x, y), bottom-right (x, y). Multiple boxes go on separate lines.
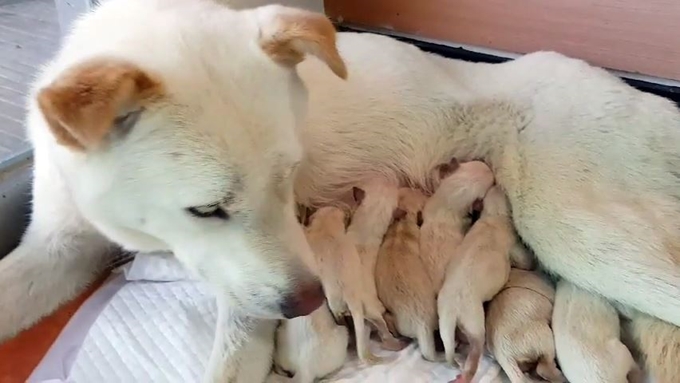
top-left (297, 32), bottom-right (680, 324)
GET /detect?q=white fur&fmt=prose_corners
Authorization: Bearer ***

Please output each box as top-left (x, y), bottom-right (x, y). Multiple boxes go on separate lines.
top-left (205, 302), bottom-right (277, 383)
top-left (2, 0), bottom-right (680, 379)
top-left (553, 280), bottom-right (641, 383)
top-left (274, 305), bottom-right (349, 383)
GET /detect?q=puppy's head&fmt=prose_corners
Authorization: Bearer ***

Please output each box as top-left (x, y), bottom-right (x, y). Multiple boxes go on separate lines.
top-left (34, 2), bottom-right (347, 319)
top-left (481, 186), bottom-right (510, 217)
top-left (425, 160), bottom-right (495, 216)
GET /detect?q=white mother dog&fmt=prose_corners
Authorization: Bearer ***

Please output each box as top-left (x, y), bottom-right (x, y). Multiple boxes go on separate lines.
top-left (1, 0), bottom-right (679, 380)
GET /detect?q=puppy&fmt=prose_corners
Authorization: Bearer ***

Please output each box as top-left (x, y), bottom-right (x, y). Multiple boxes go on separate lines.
top-left (437, 186), bottom-right (514, 383)
top-left (345, 181), bottom-right (406, 351)
top-left (553, 280), bottom-right (642, 383)
top-left (274, 304), bottom-right (349, 383)
top-left (376, 187), bottom-right (437, 361)
top-left (622, 310), bottom-right (680, 383)
top-left (421, 160), bottom-right (495, 291)
top-left (303, 206), bottom-right (385, 364)
top-left (486, 269), bottom-right (564, 383)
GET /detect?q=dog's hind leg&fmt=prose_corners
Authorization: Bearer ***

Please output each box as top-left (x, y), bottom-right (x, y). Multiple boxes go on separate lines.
top-left (365, 305), bottom-right (408, 351)
top-left (0, 157), bottom-right (115, 341)
top-left (348, 302), bottom-right (382, 365)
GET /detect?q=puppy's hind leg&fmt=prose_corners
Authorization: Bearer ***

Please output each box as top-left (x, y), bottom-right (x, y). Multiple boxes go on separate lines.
top-left (624, 311), bottom-right (678, 383)
top-left (495, 355), bottom-right (529, 383)
top-left (0, 161), bottom-right (115, 341)
top-left (349, 302), bottom-right (382, 365)
top-left (455, 304), bottom-right (486, 383)
top-left (535, 356), bottom-right (565, 383)
top-left (416, 322), bottom-right (438, 362)
top-left (365, 305), bottom-right (408, 351)
top-left (438, 310), bottom-right (459, 366)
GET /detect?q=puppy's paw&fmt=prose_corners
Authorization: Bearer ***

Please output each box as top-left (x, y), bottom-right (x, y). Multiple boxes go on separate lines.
top-left (381, 336), bottom-right (410, 351)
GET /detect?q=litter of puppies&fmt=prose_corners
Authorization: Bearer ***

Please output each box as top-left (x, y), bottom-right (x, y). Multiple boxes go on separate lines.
top-left (271, 159), bottom-right (644, 383)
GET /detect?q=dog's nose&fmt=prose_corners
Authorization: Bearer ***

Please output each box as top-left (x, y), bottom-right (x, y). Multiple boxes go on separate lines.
top-left (279, 280), bottom-right (325, 319)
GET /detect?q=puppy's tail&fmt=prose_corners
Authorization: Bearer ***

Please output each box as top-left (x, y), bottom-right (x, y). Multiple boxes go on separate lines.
top-left (625, 311), bottom-right (679, 383)
top-left (535, 356), bottom-right (565, 383)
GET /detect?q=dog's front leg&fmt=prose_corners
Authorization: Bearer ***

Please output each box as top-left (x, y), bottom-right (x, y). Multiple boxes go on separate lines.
top-left (205, 299), bottom-right (276, 383)
top-left (0, 158), bottom-right (115, 342)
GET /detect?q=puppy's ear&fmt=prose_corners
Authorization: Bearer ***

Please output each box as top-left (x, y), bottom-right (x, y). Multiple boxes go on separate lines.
top-left (393, 208), bottom-right (407, 221)
top-left (37, 58), bottom-right (163, 151)
top-left (257, 6), bottom-right (347, 79)
top-left (449, 157), bottom-right (460, 170)
top-left (436, 163), bottom-right (455, 180)
top-left (352, 186), bottom-right (366, 205)
top-left (472, 199), bottom-right (484, 212)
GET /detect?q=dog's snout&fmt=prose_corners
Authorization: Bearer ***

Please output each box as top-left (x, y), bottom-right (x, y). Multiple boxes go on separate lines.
top-left (279, 280), bottom-right (325, 319)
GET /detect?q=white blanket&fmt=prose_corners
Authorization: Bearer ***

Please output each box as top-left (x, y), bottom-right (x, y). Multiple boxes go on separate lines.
top-left (29, 253), bottom-right (504, 383)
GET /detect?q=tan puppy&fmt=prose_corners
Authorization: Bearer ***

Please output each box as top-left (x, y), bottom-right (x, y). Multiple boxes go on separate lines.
top-left (274, 304), bottom-right (349, 383)
top-left (623, 310), bottom-right (680, 383)
top-left (553, 280), bottom-right (642, 383)
top-left (486, 269), bottom-right (564, 383)
top-left (303, 206), bottom-right (385, 364)
top-left (437, 186), bottom-right (513, 383)
top-left (346, 181), bottom-right (406, 351)
top-left (421, 160), bottom-right (495, 291)
top-left (376, 188), bottom-right (437, 361)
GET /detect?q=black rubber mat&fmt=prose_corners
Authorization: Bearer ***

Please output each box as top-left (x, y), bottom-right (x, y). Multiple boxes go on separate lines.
top-left (0, 0), bottom-right (59, 164)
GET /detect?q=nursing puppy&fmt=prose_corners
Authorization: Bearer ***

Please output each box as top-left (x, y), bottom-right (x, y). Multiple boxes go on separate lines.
top-left (438, 186), bottom-right (513, 383)
top-left (345, 181), bottom-right (406, 351)
top-left (622, 310), bottom-right (680, 383)
top-left (303, 206), bottom-right (384, 364)
top-left (420, 160), bottom-right (495, 291)
top-left (553, 280), bottom-right (642, 383)
top-left (486, 269), bottom-right (564, 383)
top-left (274, 304), bottom-right (348, 383)
top-left (376, 188), bottom-right (437, 361)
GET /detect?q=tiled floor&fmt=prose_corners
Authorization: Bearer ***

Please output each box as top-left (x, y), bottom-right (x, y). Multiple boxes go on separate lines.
top-left (0, 0), bottom-right (60, 165)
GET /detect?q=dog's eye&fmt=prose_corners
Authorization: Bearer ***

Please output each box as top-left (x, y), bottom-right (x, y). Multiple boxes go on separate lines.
top-left (186, 205), bottom-right (229, 220)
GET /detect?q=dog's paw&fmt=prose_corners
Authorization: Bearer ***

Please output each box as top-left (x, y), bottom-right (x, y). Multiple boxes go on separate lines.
top-left (381, 336), bottom-right (410, 351)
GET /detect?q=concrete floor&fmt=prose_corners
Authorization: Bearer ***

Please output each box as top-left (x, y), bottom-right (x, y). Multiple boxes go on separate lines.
top-left (0, 0), bottom-right (59, 166)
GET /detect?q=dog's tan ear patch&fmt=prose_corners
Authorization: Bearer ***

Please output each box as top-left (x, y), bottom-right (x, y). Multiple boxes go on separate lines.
top-left (258, 6), bottom-right (347, 79)
top-left (37, 58), bottom-right (164, 151)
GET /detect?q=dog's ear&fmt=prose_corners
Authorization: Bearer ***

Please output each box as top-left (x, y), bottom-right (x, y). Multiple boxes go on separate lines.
top-left (257, 6), bottom-right (347, 79)
top-left (37, 58), bottom-right (163, 151)
top-left (393, 208), bottom-right (407, 221)
top-left (352, 186), bottom-right (366, 205)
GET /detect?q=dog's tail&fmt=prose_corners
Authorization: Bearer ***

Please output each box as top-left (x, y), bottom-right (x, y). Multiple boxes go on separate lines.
top-left (457, 302), bottom-right (486, 383)
top-left (625, 311), bottom-right (679, 383)
top-left (535, 356), bottom-right (565, 383)
top-left (348, 301), bottom-right (383, 365)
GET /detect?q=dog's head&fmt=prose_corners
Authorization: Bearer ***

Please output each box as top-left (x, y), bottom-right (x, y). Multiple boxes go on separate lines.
top-left (33, 1), bottom-right (347, 319)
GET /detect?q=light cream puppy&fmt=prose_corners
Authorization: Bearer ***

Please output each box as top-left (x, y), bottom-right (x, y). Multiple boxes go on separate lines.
top-left (345, 181), bottom-right (406, 351)
top-left (553, 280), bottom-right (642, 383)
top-left (303, 206), bottom-right (384, 364)
top-left (376, 188), bottom-right (437, 361)
top-left (437, 186), bottom-right (514, 383)
top-left (273, 304), bottom-right (348, 383)
top-left (421, 160), bottom-right (495, 291)
top-left (486, 269), bottom-right (564, 383)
